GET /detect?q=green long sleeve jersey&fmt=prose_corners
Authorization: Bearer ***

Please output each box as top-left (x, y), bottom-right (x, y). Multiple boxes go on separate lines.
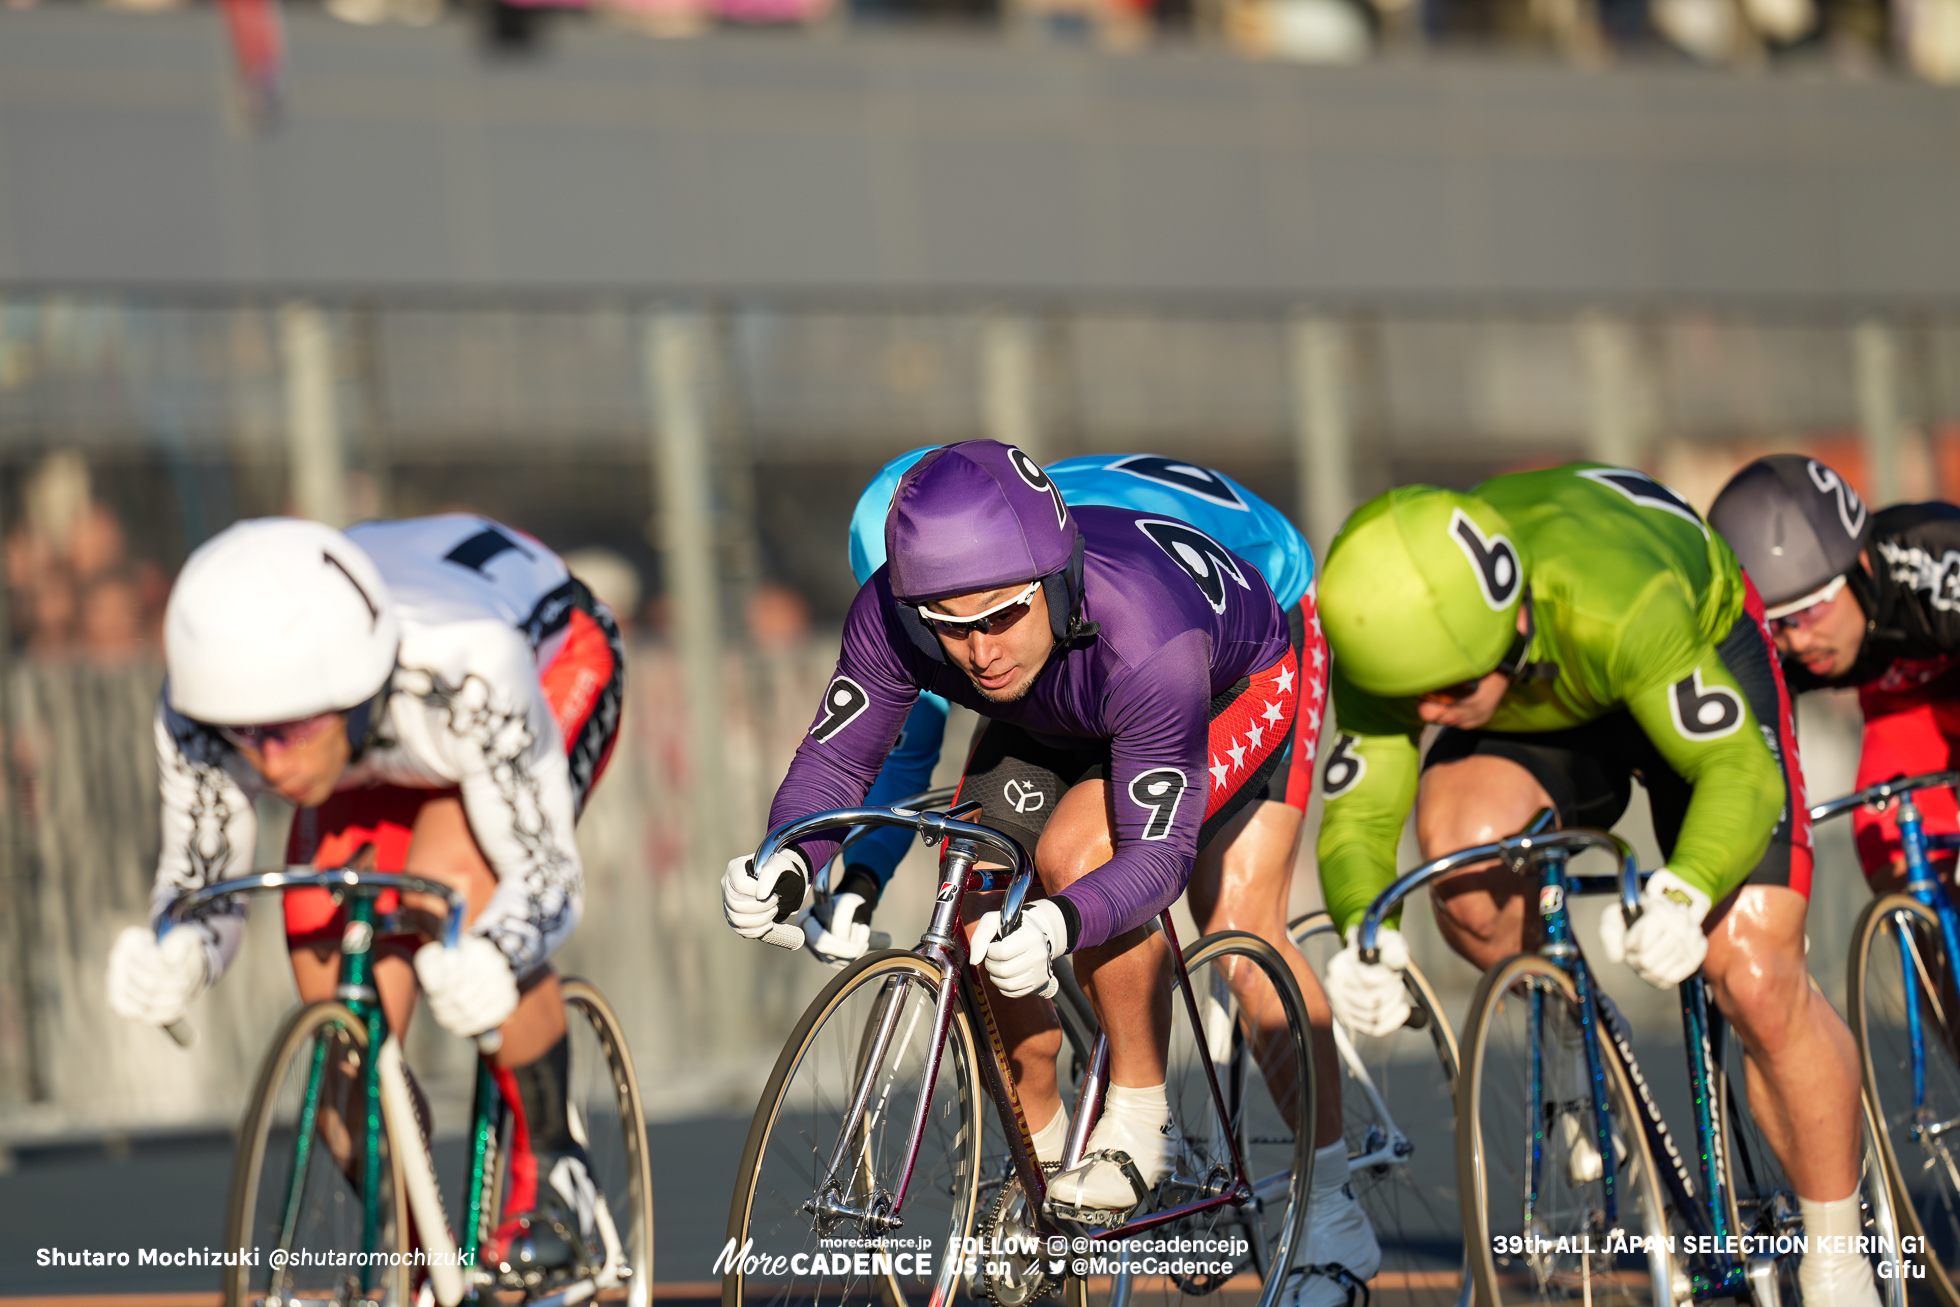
top-left (1316, 464), bottom-right (1788, 933)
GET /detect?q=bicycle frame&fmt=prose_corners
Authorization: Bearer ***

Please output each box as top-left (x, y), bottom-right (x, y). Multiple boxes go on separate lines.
top-left (1358, 820), bottom-right (1778, 1301)
top-left (754, 805), bottom-right (1271, 1250)
top-left (1814, 771), bottom-right (1960, 1178)
top-left (163, 865), bottom-right (497, 1302)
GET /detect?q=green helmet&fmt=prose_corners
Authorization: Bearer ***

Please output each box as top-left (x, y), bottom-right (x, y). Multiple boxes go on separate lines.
top-left (1320, 486), bottom-right (1526, 698)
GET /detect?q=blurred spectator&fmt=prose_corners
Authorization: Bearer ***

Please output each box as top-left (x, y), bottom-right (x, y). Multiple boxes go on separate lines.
top-left (564, 547), bottom-right (646, 632)
top-left (747, 582), bottom-right (813, 654)
top-left (6, 451), bottom-right (165, 660)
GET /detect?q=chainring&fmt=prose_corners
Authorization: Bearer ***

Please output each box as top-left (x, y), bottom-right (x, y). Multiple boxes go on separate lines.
top-left (983, 1167), bottom-right (1063, 1306)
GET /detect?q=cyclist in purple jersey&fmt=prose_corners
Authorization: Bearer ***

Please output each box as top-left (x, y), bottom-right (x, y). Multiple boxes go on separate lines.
top-left (723, 441), bottom-right (1339, 1252)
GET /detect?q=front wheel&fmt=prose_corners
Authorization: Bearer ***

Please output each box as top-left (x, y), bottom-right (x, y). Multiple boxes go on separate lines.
top-left (1850, 893), bottom-right (1960, 1305)
top-left (223, 1001), bottom-right (410, 1307)
top-left (725, 950), bottom-right (984, 1307)
top-left (1291, 910), bottom-right (1467, 1307)
top-left (1068, 930), bottom-right (1315, 1307)
top-left (555, 978), bottom-right (656, 1306)
top-left (1458, 954), bottom-right (1676, 1306)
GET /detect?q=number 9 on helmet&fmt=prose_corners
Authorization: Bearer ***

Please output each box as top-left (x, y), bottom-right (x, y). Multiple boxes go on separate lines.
top-left (1318, 486), bottom-right (1525, 698)
top-left (164, 518), bottom-right (400, 727)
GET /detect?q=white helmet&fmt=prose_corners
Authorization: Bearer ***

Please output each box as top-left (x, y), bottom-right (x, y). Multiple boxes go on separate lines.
top-left (165, 519), bottom-right (399, 726)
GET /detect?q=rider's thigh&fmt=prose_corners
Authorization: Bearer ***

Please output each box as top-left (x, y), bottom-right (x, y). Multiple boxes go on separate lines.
top-left (1034, 779), bottom-right (1115, 894)
top-left (1702, 885), bottom-right (1811, 1046)
top-left (402, 793), bottom-right (500, 924)
top-left (1189, 800), bottom-right (1302, 932)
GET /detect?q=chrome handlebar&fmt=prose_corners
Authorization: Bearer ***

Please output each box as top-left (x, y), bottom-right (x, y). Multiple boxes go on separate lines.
top-left (1357, 817), bottom-right (1642, 965)
top-left (1809, 770), bottom-right (1960, 826)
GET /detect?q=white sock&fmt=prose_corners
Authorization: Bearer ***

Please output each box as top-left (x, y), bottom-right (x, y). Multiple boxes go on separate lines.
top-left (1799, 1190), bottom-right (1881, 1305)
top-left (1029, 1106), bottom-right (1071, 1165)
top-left (1309, 1140), bottom-right (1350, 1202)
top-left (1103, 1082), bottom-right (1170, 1129)
top-left (1799, 1189), bottom-right (1864, 1242)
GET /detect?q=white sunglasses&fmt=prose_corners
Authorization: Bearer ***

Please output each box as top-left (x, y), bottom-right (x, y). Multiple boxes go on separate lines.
top-left (917, 580), bottom-right (1041, 637)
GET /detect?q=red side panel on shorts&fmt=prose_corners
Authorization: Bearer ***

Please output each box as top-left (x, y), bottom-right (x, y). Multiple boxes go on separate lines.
top-left (539, 606), bottom-right (620, 787)
top-left (1854, 658), bottom-right (1960, 880)
top-left (1742, 577), bottom-right (1814, 900)
top-left (282, 789), bottom-right (439, 940)
top-left (1204, 648), bottom-right (1299, 823)
top-left (1285, 588), bottom-right (1330, 812)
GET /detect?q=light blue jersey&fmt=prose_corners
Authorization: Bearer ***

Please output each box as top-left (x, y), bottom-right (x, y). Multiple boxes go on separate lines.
top-left (839, 448), bottom-right (1315, 895)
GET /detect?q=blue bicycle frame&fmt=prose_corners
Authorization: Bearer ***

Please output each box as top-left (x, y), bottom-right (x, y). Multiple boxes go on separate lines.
top-left (1359, 819), bottom-right (1782, 1302)
top-left (1813, 770), bottom-right (1960, 1170)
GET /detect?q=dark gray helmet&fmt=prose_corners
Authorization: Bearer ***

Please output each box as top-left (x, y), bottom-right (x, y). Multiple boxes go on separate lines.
top-left (1709, 454), bottom-right (1870, 613)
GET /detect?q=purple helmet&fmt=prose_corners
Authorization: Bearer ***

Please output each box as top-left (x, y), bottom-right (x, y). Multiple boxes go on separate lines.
top-left (885, 440), bottom-right (1078, 603)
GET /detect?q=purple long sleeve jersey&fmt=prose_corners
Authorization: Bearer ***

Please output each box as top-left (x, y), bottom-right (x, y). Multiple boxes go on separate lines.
top-left (768, 506), bottom-right (1294, 950)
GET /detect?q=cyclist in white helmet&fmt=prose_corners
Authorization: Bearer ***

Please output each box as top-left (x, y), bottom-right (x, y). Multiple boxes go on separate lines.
top-left (104, 515), bottom-right (625, 1284)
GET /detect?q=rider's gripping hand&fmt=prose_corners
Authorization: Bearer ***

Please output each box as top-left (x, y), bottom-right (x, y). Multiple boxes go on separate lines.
top-left (805, 892), bottom-right (873, 967)
top-left (413, 936), bottom-right (519, 1038)
top-left (722, 849), bottom-right (814, 939)
top-left (968, 900), bottom-right (1068, 1000)
top-left (1599, 869), bottom-right (1711, 989)
top-left (106, 925), bottom-right (208, 1026)
top-left (1325, 925), bottom-right (1412, 1038)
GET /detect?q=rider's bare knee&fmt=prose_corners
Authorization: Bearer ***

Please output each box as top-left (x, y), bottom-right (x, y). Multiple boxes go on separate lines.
top-left (1707, 948), bottom-right (1809, 1053)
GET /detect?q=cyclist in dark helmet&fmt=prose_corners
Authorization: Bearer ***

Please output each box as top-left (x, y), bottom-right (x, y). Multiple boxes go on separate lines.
top-left (1712, 453), bottom-right (1960, 889)
top-left (723, 439), bottom-right (1328, 1251)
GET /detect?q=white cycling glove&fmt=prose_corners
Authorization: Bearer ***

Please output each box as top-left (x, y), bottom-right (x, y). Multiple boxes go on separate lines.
top-left (969, 900), bottom-right (1069, 1000)
top-left (413, 936), bottom-right (520, 1038)
top-left (1598, 869), bottom-right (1711, 989)
top-left (722, 849), bottom-right (814, 939)
top-left (804, 891), bottom-right (873, 967)
top-left (1325, 925), bottom-right (1413, 1039)
top-left (106, 925), bottom-right (209, 1027)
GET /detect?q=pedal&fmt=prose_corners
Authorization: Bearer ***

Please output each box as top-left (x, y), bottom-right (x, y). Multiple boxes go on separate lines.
top-left (1744, 1255), bottom-right (1782, 1307)
top-left (1044, 1199), bottom-right (1138, 1229)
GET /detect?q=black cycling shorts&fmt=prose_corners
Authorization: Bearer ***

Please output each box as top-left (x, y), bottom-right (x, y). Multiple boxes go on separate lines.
top-left (1421, 591), bottom-right (1811, 898)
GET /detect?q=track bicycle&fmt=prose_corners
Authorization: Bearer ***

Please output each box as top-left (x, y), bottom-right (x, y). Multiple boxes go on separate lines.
top-left (160, 863), bottom-right (654, 1307)
top-left (1824, 769), bottom-right (1960, 1304)
top-left (1288, 909), bottom-right (1467, 1307)
top-left (723, 801), bottom-right (1315, 1307)
top-left (1357, 817), bottom-right (1902, 1305)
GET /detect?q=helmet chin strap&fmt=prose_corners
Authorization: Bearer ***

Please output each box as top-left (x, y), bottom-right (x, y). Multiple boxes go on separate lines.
top-left (342, 661), bottom-right (397, 763)
top-left (1042, 535), bottom-right (1100, 646)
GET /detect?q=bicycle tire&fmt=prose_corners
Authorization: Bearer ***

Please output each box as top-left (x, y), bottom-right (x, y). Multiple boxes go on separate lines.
top-left (1291, 910), bottom-right (1468, 1307)
top-left (223, 1000), bottom-right (410, 1307)
top-left (725, 950), bottom-right (984, 1307)
top-left (554, 978), bottom-right (657, 1307)
top-left (1065, 929), bottom-right (1314, 1307)
top-left (1850, 892), bottom-right (1960, 1305)
top-left (1457, 954), bottom-right (1675, 1306)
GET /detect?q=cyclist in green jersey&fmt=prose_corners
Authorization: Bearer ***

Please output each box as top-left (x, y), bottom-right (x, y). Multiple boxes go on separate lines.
top-left (1315, 464), bottom-right (1876, 1306)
